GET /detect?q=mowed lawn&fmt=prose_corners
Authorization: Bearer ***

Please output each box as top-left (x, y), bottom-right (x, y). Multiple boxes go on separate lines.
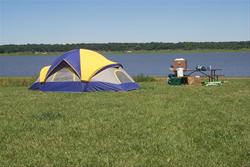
top-left (0, 79), bottom-right (249, 167)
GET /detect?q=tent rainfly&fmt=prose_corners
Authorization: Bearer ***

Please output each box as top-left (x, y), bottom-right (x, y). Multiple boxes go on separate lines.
top-left (29, 49), bottom-right (139, 92)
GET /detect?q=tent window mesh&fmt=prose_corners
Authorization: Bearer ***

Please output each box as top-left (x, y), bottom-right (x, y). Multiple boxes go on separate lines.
top-left (115, 71), bottom-right (132, 83)
top-left (46, 67), bottom-right (80, 82)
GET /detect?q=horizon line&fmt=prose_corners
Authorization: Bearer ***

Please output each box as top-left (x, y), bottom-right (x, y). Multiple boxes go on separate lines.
top-left (1, 40), bottom-right (249, 45)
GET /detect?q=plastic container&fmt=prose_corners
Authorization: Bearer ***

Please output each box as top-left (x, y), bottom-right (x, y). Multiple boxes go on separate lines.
top-left (168, 77), bottom-right (183, 85)
top-left (168, 74), bottom-right (177, 78)
top-left (177, 68), bottom-right (184, 77)
top-left (173, 58), bottom-right (187, 71)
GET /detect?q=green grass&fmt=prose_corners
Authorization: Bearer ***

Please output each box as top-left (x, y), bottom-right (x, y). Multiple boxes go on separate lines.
top-left (133, 74), bottom-right (156, 82)
top-left (0, 79), bottom-right (250, 166)
top-left (0, 77), bottom-right (36, 87)
top-left (0, 48), bottom-right (249, 56)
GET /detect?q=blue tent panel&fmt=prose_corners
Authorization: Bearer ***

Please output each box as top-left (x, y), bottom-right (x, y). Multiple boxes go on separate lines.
top-left (40, 82), bottom-right (83, 92)
top-left (29, 81), bottom-right (139, 92)
top-left (29, 82), bottom-right (41, 90)
top-left (46, 49), bottom-right (81, 78)
top-left (84, 82), bottom-right (139, 92)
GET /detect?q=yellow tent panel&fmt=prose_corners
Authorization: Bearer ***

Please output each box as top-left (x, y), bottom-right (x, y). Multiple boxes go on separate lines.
top-left (79, 49), bottom-right (117, 81)
top-left (39, 65), bottom-right (50, 82)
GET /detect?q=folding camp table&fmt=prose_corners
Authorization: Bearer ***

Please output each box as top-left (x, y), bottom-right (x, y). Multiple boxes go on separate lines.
top-left (186, 69), bottom-right (223, 82)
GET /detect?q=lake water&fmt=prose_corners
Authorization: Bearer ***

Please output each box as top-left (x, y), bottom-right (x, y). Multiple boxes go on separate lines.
top-left (0, 52), bottom-right (249, 77)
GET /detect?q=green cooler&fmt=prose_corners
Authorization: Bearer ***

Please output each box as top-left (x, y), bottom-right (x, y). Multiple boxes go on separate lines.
top-left (168, 77), bottom-right (184, 85)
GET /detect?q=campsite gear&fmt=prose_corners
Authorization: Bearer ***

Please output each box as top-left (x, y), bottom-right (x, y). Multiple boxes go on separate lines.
top-left (173, 58), bottom-right (187, 71)
top-left (202, 81), bottom-right (223, 86)
top-left (168, 77), bottom-right (184, 85)
top-left (196, 65), bottom-right (207, 71)
top-left (207, 65), bottom-right (212, 70)
top-left (208, 69), bottom-right (223, 82)
top-left (186, 76), bottom-right (202, 85)
top-left (168, 74), bottom-right (176, 78)
top-left (30, 49), bottom-right (139, 92)
top-left (176, 68), bottom-right (184, 77)
top-left (186, 68), bottom-right (223, 82)
top-left (168, 58), bottom-right (224, 86)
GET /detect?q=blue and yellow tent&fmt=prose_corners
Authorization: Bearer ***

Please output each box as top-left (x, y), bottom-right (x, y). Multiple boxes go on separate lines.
top-left (30, 49), bottom-right (139, 92)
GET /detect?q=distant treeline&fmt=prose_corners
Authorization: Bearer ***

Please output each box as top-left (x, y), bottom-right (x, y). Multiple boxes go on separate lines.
top-left (0, 41), bottom-right (249, 53)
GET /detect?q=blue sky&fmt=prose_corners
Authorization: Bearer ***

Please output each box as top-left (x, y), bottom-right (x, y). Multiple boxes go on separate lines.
top-left (0, 0), bottom-right (249, 44)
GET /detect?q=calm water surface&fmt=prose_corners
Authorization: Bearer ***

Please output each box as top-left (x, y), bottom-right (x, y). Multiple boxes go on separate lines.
top-left (0, 52), bottom-right (249, 77)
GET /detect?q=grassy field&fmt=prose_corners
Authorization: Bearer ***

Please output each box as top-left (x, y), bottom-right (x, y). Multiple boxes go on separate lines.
top-left (0, 78), bottom-right (249, 166)
top-left (0, 48), bottom-right (250, 56)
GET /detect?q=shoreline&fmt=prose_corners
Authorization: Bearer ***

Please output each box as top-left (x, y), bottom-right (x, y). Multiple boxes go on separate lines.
top-left (0, 76), bottom-right (249, 79)
top-left (0, 49), bottom-right (249, 56)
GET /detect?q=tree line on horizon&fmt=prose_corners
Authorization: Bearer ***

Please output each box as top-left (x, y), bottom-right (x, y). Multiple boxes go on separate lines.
top-left (0, 41), bottom-right (249, 53)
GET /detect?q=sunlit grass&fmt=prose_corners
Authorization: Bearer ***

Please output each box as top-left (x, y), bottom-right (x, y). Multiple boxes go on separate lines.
top-left (0, 79), bottom-right (249, 166)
